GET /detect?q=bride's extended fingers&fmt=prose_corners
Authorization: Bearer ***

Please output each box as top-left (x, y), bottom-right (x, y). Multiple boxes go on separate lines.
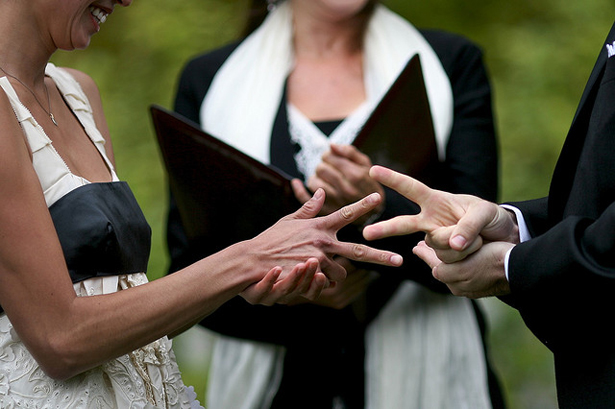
top-left (323, 192), bottom-right (382, 230)
top-left (287, 188), bottom-right (326, 220)
top-left (330, 241), bottom-right (403, 268)
top-left (369, 166), bottom-right (432, 204)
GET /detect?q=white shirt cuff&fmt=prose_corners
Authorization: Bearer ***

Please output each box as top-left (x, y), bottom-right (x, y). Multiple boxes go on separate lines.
top-left (500, 204), bottom-right (532, 281)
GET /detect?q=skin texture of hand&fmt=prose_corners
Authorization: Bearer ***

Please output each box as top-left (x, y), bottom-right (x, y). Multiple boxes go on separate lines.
top-left (240, 258), bottom-right (327, 305)
top-left (292, 144), bottom-right (385, 224)
top-left (413, 241), bottom-right (513, 298)
top-left (363, 166), bottom-right (520, 259)
top-left (286, 257), bottom-right (379, 309)
top-left (361, 165), bottom-right (519, 298)
top-left (249, 188), bottom-right (403, 285)
top-left (311, 267), bottom-right (378, 309)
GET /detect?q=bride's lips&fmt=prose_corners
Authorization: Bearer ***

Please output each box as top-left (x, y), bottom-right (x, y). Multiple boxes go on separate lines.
top-left (88, 5), bottom-right (109, 31)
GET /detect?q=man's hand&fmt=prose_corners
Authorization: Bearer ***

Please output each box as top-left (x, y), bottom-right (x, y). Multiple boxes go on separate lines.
top-left (363, 166), bottom-right (520, 263)
top-left (413, 241), bottom-right (513, 298)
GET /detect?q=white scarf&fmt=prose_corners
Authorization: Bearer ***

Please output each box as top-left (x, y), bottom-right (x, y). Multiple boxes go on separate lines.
top-left (201, 3), bottom-right (492, 409)
top-left (201, 2), bottom-right (453, 165)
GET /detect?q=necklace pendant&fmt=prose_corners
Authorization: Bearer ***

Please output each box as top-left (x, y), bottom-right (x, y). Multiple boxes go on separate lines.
top-left (49, 112), bottom-right (58, 126)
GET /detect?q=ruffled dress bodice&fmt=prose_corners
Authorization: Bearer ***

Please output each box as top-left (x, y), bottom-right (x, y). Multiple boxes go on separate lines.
top-left (0, 64), bottom-right (202, 408)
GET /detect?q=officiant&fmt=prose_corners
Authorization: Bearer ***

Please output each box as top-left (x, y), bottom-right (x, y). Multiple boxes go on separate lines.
top-left (167, 0), bottom-right (505, 407)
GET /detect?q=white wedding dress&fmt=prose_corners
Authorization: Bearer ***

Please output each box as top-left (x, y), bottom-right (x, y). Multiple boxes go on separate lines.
top-left (0, 64), bottom-right (202, 409)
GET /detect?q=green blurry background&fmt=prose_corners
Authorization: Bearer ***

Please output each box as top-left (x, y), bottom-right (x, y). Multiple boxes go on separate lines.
top-left (51, 0), bottom-right (615, 407)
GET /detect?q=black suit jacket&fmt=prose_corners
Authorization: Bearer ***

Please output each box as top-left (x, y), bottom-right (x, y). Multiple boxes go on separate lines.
top-left (507, 21), bottom-right (615, 408)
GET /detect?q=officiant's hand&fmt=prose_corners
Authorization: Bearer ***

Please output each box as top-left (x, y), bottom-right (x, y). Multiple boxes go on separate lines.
top-left (292, 144), bottom-right (384, 224)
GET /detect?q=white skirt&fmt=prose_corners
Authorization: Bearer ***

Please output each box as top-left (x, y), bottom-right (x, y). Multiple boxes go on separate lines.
top-left (0, 273), bottom-right (203, 409)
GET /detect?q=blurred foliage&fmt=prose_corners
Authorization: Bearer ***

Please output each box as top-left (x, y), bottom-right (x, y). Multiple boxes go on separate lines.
top-left (50, 0), bottom-right (615, 407)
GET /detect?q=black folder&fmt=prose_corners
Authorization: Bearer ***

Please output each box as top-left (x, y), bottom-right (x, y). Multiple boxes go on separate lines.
top-left (151, 54), bottom-right (439, 256)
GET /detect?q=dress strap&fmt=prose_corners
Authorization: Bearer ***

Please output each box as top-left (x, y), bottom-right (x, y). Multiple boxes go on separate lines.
top-left (0, 76), bottom-right (54, 153)
top-left (45, 63), bottom-right (118, 179)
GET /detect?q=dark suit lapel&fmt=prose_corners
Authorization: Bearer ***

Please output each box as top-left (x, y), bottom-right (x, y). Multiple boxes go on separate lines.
top-left (571, 28), bottom-right (612, 125)
top-left (548, 21), bottom-right (615, 220)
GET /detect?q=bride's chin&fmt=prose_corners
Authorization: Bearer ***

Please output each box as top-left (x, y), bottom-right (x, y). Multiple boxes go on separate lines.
top-left (65, 33), bottom-right (94, 51)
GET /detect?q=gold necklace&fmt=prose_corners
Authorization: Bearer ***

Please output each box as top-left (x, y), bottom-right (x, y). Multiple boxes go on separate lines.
top-left (0, 66), bottom-right (58, 126)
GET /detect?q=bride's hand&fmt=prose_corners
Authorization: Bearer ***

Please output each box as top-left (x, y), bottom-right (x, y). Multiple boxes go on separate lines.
top-left (240, 258), bottom-right (327, 305)
top-left (249, 188), bottom-right (402, 285)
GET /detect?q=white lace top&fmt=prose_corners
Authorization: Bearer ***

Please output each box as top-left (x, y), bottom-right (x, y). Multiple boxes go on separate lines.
top-left (0, 64), bottom-right (203, 409)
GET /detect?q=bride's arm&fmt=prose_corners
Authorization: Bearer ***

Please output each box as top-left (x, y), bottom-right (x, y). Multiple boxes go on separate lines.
top-left (0, 91), bottom-right (401, 380)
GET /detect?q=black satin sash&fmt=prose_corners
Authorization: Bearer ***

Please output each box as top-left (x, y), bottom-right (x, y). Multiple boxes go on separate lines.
top-left (1, 182), bottom-right (151, 313)
top-left (49, 181), bottom-right (151, 282)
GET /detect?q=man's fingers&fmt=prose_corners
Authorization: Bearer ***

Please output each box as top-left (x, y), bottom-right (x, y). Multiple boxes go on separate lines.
top-left (431, 237), bottom-right (484, 264)
top-left (306, 175), bottom-right (337, 201)
top-left (369, 165), bottom-right (432, 205)
top-left (412, 241), bottom-right (441, 270)
top-left (363, 214), bottom-right (427, 240)
top-left (424, 226), bottom-right (457, 249)
top-left (448, 201), bottom-right (501, 250)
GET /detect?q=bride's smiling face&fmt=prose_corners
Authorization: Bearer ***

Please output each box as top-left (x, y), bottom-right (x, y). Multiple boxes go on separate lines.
top-left (44, 0), bottom-right (132, 51)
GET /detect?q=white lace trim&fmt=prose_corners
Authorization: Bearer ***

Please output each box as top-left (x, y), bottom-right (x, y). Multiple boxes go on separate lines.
top-left (287, 101), bottom-right (374, 178)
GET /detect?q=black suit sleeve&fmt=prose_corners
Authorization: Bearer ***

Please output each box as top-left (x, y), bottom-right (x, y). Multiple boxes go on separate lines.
top-left (505, 200), bottom-right (615, 352)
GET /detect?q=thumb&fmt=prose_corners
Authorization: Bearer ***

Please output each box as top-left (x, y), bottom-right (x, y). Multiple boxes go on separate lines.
top-left (448, 201), bottom-right (499, 250)
top-left (287, 188), bottom-right (325, 220)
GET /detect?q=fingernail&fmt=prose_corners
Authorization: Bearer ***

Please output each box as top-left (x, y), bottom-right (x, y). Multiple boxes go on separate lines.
top-left (451, 235), bottom-right (467, 249)
top-left (391, 255), bottom-right (403, 266)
